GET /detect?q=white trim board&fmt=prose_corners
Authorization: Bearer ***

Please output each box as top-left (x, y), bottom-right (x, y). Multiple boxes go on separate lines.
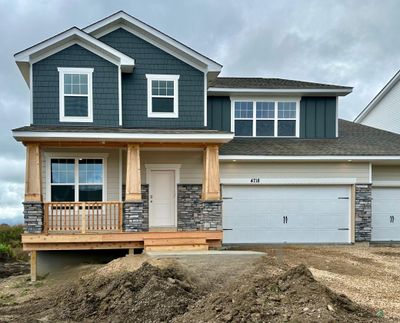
top-left (83, 11), bottom-right (222, 73)
top-left (208, 87), bottom-right (352, 96)
top-left (221, 178), bottom-right (357, 185)
top-left (219, 155), bottom-right (400, 161)
top-left (13, 131), bottom-right (234, 143)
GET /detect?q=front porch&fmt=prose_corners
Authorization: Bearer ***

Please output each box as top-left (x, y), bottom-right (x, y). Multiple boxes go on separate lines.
top-left (20, 138), bottom-right (227, 281)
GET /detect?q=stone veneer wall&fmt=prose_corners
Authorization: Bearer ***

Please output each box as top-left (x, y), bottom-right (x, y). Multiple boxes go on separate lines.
top-left (23, 202), bottom-right (44, 234)
top-left (177, 184), bottom-right (222, 231)
top-left (123, 185), bottom-right (149, 232)
top-left (355, 184), bottom-right (372, 242)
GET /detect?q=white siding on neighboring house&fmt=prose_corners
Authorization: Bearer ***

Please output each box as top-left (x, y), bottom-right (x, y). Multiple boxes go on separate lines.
top-left (359, 78), bottom-right (400, 134)
top-left (41, 148), bottom-right (120, 202)
top-left (121, 150), bottom-right (203, 185)
top-left (220, 162), bottom-right (370, 184)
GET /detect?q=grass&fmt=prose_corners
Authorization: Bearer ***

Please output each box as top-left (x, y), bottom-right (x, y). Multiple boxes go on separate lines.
top-left (0, 225), bottom-right (27, 261)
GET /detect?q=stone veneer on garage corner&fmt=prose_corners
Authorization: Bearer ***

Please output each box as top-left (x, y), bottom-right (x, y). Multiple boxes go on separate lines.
top-left (355, 184), bottom-right (372, 242)
top-left (23, 202), bottom-right (44, 234)
top-left (123, 185), bottom-right (149, 232)
top-left (177, 184), bottom-right (222, 231)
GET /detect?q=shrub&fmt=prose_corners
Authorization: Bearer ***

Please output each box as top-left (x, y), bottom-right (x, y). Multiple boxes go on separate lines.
top-left (0, 243), bottom-right (14, 261)
top-left (0, 225), bottom-right (23, 248)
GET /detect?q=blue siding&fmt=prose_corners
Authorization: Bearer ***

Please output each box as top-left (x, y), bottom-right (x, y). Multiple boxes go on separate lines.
top-left (32, 44), bottom-right (119, 126)
top-left (99, 28), bottom-right (205, 128)
top-left (300, 97), bottom-right (337, 138)
top-left (207, 96), bottom-right (231, 132)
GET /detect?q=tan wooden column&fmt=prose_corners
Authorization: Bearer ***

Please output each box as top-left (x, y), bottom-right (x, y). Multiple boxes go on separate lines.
top-left (125, 144), bottom-right (142, 201)
top-left (202, 144), bottom-right (221, 201)
top-left (25, 143), bottom-right (42, 202)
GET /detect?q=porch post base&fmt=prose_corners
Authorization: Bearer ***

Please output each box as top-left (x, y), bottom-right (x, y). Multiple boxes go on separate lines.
top-left (23, 202), bottom-right (44, 234)
top-left (123, 185), bottom-right (149, 232)
top-left (177, 184), bottom-right (222, 231)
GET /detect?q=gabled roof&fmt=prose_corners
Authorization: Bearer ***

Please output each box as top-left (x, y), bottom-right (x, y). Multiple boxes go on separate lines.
top-left (82, 10), bottom-right (222, 75)
top-left (14, 27), bottom-right (135, 86)
top-left (208, 77), bottom-right (353, 96)
top-left (354, 69), bottom-right (400, 123)
top-left (220, 119), bottom-right (400, 157)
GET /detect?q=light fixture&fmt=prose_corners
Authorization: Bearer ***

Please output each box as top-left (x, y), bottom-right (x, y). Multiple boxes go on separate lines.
top-left (232, 159), bottom-right (236, 162)
top-left (348, 159), bottom-right (352, 162)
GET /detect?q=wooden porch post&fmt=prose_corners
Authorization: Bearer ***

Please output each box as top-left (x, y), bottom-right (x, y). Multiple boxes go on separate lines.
top-left (202, 144), bottom-right (221, 201)
top-left (125, 144), bottom-right (142, 201)
top-left (25, 143), bottom-right (42, 202)
top-left (30, 250), bottom-right (37, 282)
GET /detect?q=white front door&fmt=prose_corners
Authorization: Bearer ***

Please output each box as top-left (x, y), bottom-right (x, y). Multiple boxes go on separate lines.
top-left (149, 170), bottom-right (176, 227)
top-left (372, 188), bottom-right (400, 241)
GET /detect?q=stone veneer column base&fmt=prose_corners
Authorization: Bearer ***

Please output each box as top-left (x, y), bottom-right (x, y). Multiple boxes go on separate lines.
top-left (23, 202), bottom-right (44, 234)
top-left (355, 184), bottom-right (372, 242)
top-left (123, 185), bottom-right (149, 232)
top-left (177, 184), bottom-right (222, 231)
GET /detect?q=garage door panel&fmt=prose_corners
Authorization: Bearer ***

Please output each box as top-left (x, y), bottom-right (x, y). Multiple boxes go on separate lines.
top-left (372, 188), bottom-right (400, 241)
top-left (223, 185), bottom-right (350, 244)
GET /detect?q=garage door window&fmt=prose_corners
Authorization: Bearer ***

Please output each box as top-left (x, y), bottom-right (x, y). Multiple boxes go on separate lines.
top-left (234, 99), bottom-right (299, 137)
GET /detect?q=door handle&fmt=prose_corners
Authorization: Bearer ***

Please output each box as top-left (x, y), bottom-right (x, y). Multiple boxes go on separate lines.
top-left (283, 216), bottom-right (288, 224)
top-left (390, 216), bottom-right (395, 223)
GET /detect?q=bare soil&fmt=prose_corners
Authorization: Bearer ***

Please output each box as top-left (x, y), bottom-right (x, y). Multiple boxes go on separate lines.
top-left (0, 246), bottom-right (398, 322)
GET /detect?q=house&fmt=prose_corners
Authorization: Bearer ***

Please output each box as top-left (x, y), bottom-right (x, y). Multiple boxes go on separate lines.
top-left (13, 11), bottom-right (400, 281)
top-left (355, 69), bottom-right (400, 133)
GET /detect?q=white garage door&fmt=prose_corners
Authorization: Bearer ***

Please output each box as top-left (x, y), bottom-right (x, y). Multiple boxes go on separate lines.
top-left (372, 188), bottom-right (400, 241)
top-left (223, 185), bottom-right (351, 243)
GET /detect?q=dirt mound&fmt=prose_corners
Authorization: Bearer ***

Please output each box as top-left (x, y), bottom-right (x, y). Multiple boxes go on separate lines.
top-left (51, 262), bottom-right (201, 323)
top-left (176, 264), bottom-right (383, 323)
top-left (0, 262), bottom-right (29, 279)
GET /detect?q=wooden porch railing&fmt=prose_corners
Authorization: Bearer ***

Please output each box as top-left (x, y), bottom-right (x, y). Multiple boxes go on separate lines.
top-left (43, 202), bottom-right (123, 234)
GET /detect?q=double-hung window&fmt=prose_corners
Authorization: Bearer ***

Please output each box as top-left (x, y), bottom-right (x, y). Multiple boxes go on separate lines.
top-left (234, 99), bottom-right (299, 137)
top-left (146, 74), bottom-right (179, 118)
top-left (50, 158), bottom-right (104, 202)
top-left (58, 67), bottom-right (93, 122)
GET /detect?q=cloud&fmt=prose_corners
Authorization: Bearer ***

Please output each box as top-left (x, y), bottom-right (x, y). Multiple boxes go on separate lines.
top-left (0, 0), bottom-right (399, 223)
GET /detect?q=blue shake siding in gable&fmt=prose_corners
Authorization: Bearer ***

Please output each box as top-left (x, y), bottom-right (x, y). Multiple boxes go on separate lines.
top-left (99, 28), bottom-right (205, 128)
top-left (32, 44), bottom-right (119, 126)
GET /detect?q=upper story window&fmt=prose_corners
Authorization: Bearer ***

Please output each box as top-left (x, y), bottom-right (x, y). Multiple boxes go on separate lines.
top-left (146, 74), bottom-right (179, 118)
top-left (233, 99), bottom-right (299, 137)
top-left (58, 67), bottom-right (94, 122)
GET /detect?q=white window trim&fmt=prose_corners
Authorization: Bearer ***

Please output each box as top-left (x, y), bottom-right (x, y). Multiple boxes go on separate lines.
top-left (58, 67), bottom-right (94, 123)
top-left (146, 74), bottom-right (179, 118)
top-left (231, 98), bottom-right (300, 138)
top-left (45, 153), bottom-right (108, 202)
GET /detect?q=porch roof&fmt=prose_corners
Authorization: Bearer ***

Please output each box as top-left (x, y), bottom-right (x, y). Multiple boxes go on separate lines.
top-left (12, 125), bottom-right (234, 143)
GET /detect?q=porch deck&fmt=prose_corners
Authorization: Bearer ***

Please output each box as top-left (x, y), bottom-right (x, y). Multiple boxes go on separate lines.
top-left (22, 230), bottom-right (223, 251)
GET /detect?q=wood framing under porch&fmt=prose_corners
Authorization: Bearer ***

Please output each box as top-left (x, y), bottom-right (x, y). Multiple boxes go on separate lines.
top-left (22, 230), bottom-right (223, 251)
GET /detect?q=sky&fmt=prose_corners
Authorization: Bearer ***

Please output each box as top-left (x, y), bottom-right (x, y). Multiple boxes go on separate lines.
top-left (1, 0), bottom-right (400, 224)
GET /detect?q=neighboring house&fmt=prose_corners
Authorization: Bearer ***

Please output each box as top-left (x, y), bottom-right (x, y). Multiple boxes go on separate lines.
top-left (355, 69), bottom-right (400, 133)
top-left (13, 11), bottom-right (400, 280)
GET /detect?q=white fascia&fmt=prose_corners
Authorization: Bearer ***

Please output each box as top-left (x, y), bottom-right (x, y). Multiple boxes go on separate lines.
top-left (219, 155), bottom-right (400, 161)
top-left (83, 11), bottom-right (222, 73)
top-left (208, 88), bottom-right (352, 96)
top-left (13, 131), bottom-right (234, 143)
top-left (14, 27), bottom-right (135, 85)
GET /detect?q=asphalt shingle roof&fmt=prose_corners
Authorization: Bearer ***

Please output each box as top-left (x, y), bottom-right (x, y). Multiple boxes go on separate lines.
top-left (211, 77), bottom-right (352, 90)
top-left (220, 119), bottom-right (400, 156)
